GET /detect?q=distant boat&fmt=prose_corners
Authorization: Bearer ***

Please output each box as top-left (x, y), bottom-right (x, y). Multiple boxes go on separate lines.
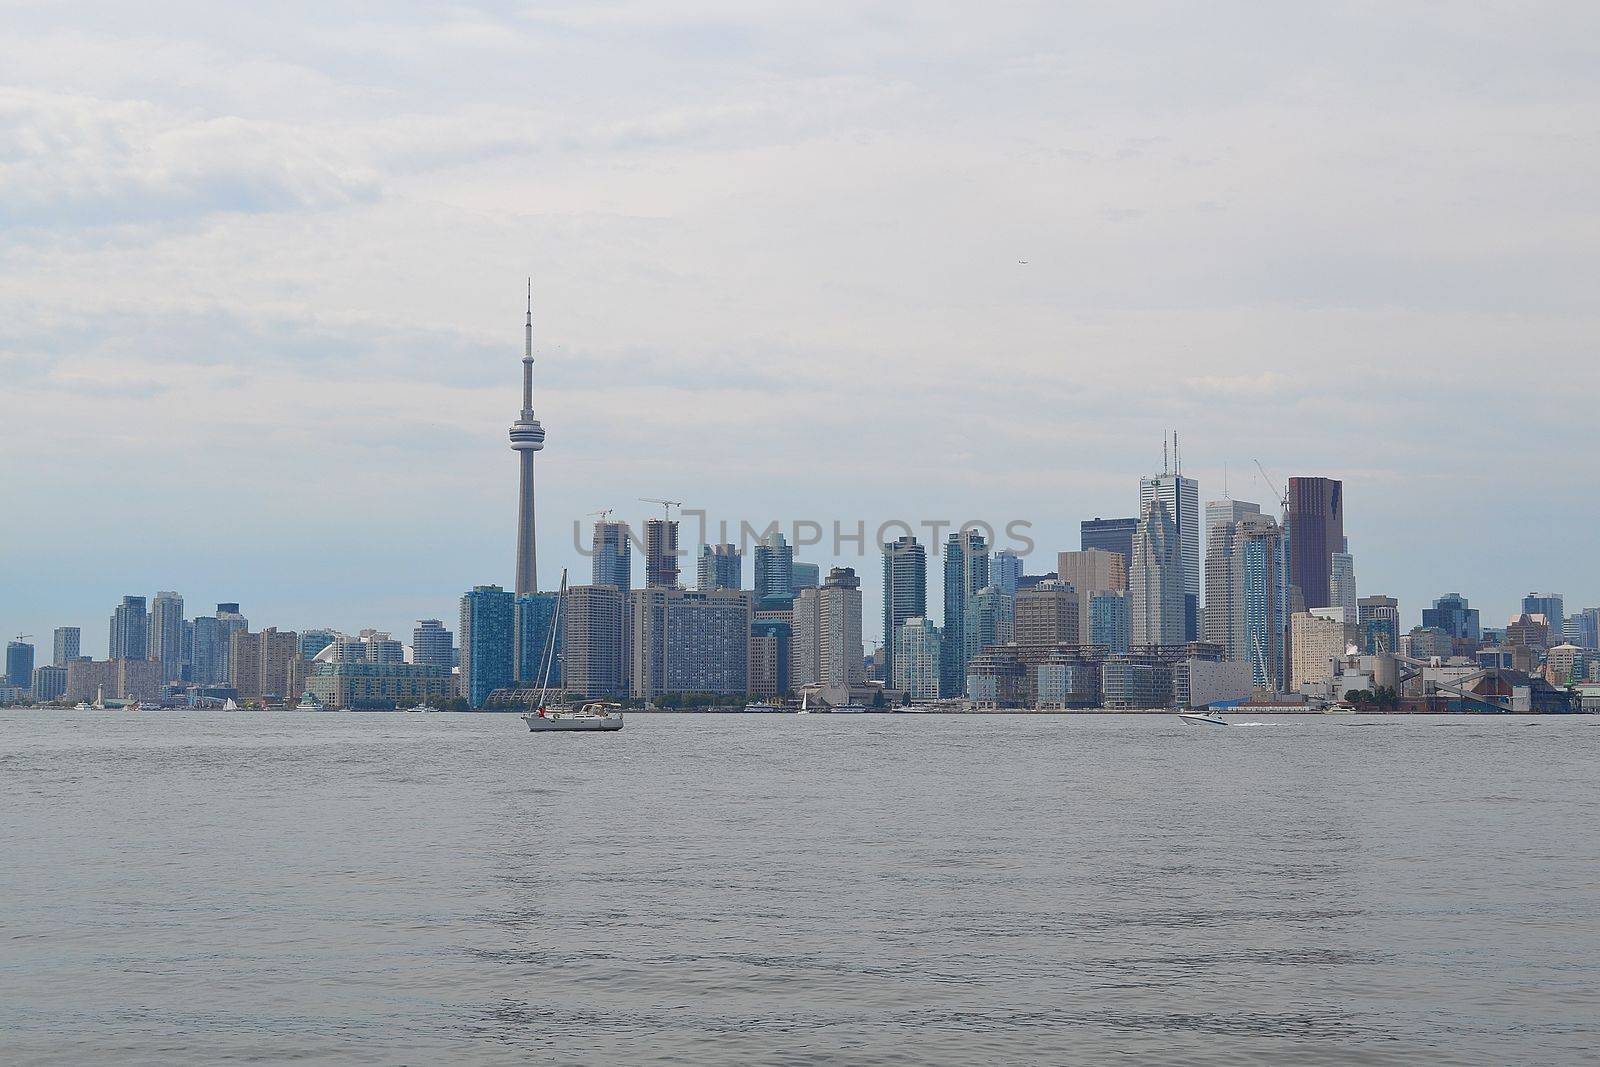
top-left (831, 704), bottom-right (868, 714)
top-left (72, 699), bottom-right (92, 711)
top-left (294, 693), bottom-right (324, 712)
top-left (223, 698), bottom-right (239, 712)
top-left (743, 700), bottom-right (785, 713)
top-left (1179, 711), bottom-right (1230, 726)
top-left (135, 701), bottom-right (161, 711)
top-left (403, 703), bottom-right (430, 713)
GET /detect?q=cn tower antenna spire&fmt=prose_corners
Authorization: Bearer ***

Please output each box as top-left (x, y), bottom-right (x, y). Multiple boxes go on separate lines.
top-left (510, 279), bottom-right (547, 595)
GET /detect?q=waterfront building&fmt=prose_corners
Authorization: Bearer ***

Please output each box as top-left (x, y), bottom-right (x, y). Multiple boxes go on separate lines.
top-left (413, 619), bottom-right (454, 670)
top-left (1286, 477), bottom-right (1344, 610)
top-left (52, 626), bottom-right (80, 667)
top-left (1357, 595), bottom-right (1401, 655)
top-left (1204, 510), bottom-right (1288, 690)
top-left (1059, 548), bottom-right (1127, 646)
top-left (459, 585), bottom-right (515, 708)
top-left (509, 285), bottom-right (548, 596)
top-left (892, 617), bottom-right (942, 700)
top-left (229, 628), bottom-right (304, 702)
top-left (1422, 592), bottom-right (1481, 644)
top-left (1175, 658), bottom-right (1254, 709)
top-left (1031, 652), bottom-right (1100, 708)
top-left (1090, 590), bottom-right (1131, 654)
top-left (644, 518), bottom-right (680, 589)
top-left (307, 662), bottom-right (452, 710)
top-left (591, 520), bottom-right (632, 594)
top-left (149, 591), bottom-right (186, 681)
top-left (749, 618), bottom-right (790, 697)
top-left (790, 562), bottom-right (820, 593)
top-left (966, 645), bottom-right (1026, 707)
top-left (513, 594), bottom-right (561, 686)
top-left (64, 658), bottom-right (163, 704)
top-left (631, 588), bottom-right (751, 699)
top-left (1080, 517), bottom-right (1137, 569)
top-left (32, 664), bottom-right (67, 702)
top-left (6, 640), bottom-right (35, 690)
top-left (359, 631), bottom-right (405, 663)
top-left (881, 534), bottom-right (927, 691)
top-left (963, 585), bottom-right (1015, 666)
top-left (941, 529), bottom-right (990, 696)
top-left (1014, 580), bottom-right (1079, 651)
top-left (696, 543), bottom-right (743, 592)
top-left (561, 585), bottom-right (627, 698)
top-left (1101, 657), bottom-right (1174, 710)
top-left (752, 530), bottom-right (795, 609)
top-left (1290, 612), bottom-right (1358, 690)
top-left (191, 605), bottom-right (247, 687)
top-left (1130, 496), bottom-right (1186, 647)
top-left (1140, 463), bottom-right (1200, 640)
top-left (793, 567), bottom-right (866, 690)
top-left (108, 595), bottom-right (148, 662)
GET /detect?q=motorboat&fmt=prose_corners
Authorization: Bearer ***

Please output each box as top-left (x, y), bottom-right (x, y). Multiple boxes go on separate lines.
top-left (831, 703), bottom-right (868, 714)
top-left (743, 701), bottom-right (786, 713)
top-left (1178, 711), bottom-right (1230, 726)
top-left (72, 699), bottom-right (92, 711)
top-left (403, 703), bottom-right (430, 713)
top-left (523, 701), bottom-right (624, 732)
top-left (295, 693), bottom-right (324, 711)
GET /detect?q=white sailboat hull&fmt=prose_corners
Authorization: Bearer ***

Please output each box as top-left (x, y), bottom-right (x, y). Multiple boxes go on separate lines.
top-left (522, 713), bottom-right (623, 732)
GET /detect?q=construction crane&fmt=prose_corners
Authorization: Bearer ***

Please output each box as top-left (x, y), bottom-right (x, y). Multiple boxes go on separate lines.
top-left (13, 633), bottom-right (32, 644)
top-left (639, 498), bottom-right (683, 520)
top-left (1254, 459), bottom-right (1288, 517)
top-left (587, 508), bottom-right (615, 523)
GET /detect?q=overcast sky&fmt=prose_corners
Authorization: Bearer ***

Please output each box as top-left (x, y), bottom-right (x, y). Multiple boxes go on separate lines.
top-left (3, 1), bottom-right (1598, 656)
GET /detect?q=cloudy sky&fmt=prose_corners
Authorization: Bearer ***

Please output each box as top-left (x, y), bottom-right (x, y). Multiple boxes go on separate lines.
top-left (3, 1), bottom-right (1597, 656)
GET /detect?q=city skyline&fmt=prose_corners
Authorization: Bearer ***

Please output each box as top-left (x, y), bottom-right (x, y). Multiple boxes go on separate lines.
top-left (5, 5), bottom-right (1600, 653)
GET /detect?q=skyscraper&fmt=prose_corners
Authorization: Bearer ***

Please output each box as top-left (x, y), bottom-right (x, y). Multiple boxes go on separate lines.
top-left (1090, 590), bottom-right (1131, 654)
top-left (298, 629), bottom-right (337, 662)
top-left (1286, 477), bottom-right (1344, 610)
top-left (108, 596), bottom-right (148, 662)
top-left (752, 531), bottom-right (795, 609)
top-left (790, 562), bottom-right (820, 593)
top-left (644, 518), bottom-right (680, 589)
top-left (509, 284), bottom-right (547, 596)
top-left (561, 585), bottom-right (627, 698)
top-left (514, 594), bottom-right (561, 686)
top-left (1422, 593), bottom-right (1481, 644)
top-left (1014, 580), bottom-right (1079, 651)
top-left (459, 585), bottom-right (515, 708)
top-left (193, 603), bottom-right (248, 687)
top-left (591, 520), bottom-right (632, 593)
top-left (1357, 595), bottom-right (1401, 655)
top-left (1523, 593), bottom-right (1565, 639)
top-left (148, 591), bottom-right (186, 681)
top-left (1328, 545), bottom-right (1358, 623)
top-left (963, 585), bottom-right (1015, 668)
top-left (413, 619), bottom-right (454, 670)
top-left (992, 550), bottom-right (1024, 596)
top-left (630, 588), bottom-right (751, 698)
top-left (1058, 548), bottom-right (1127, 649)
top-left (1130, 495), bottom-right (1186, 647)
top-left (6, 640), bottom-right (34, 690)
top-left (1081, 517), bottom-right (1137, 569)
top-left (1140, 464), bottom-right (1200, 640)
top-left (793, 568), bottom-right (866, 690)
top-left (893, 618), bottom-right (942, 700)
top-left (696, 544), bottom-right (743, 591)
top-left (52, 626), bottom-right (80, 667)
top-left (881, 534), bottom-right (927, 691)
top-left (1204, 510), bottom-right (1287, 690)
top-left (941, 529), bottom-right (990, 696)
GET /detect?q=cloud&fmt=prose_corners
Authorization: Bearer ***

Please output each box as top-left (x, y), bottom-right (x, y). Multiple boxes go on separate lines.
top-left (0, 88), bottom-right (379, 229)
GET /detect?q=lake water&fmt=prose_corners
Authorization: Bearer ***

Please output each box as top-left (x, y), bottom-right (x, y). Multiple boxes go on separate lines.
top-left (3, 710), bottom-right (1597, 1064)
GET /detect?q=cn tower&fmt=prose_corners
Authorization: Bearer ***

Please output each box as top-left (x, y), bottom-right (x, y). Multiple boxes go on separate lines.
top-left (509, 281), bottom-right (546, 595)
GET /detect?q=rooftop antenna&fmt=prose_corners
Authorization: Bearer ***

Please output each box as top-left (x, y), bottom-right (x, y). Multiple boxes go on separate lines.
top-left (1174, 431), bottom-right (1181, 476)
top-left (1162, 435), bottom-right (1169, 476)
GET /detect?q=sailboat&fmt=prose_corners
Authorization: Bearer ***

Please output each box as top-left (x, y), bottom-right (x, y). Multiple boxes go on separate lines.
top-left (223, 697), bottom-right (239, 712)
top-left (522, 570), bottom-right (623, 733)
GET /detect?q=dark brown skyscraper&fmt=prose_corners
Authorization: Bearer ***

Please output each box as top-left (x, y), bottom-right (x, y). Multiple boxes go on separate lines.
top-left (1286, 477), bottom-right (1344, 610)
